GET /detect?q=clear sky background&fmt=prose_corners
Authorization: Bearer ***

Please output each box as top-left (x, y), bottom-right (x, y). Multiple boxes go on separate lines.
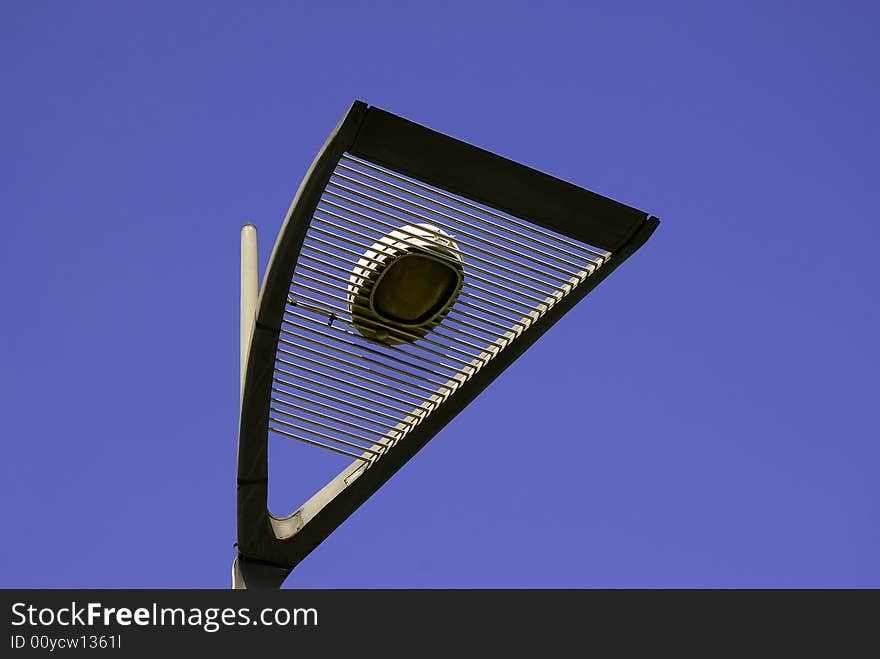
top-left (2, 1), bottom-right (878, 588)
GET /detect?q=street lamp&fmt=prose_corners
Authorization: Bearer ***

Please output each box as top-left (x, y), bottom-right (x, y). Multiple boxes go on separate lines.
top-left (347, 223), bottom-right (464, 344)
top-left (233, 101), bottom-right (659, 588)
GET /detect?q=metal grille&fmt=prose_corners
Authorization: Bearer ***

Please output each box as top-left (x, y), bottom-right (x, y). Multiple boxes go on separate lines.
top-left (269, 154), bottom-right (611, 480)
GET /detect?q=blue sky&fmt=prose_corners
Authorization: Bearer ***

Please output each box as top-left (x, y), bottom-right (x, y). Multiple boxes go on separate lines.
top-left (1, 1), bottom-right (878, 587)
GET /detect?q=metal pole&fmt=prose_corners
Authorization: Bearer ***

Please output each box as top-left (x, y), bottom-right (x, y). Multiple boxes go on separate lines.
top-left (240, 223), bottom-right (259, 403)
top-left (233, 223), bottom-right (259, 590)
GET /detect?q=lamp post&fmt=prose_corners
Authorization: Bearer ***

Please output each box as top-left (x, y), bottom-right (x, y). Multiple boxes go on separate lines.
top-left (233, 101), bottom-right (659, 589)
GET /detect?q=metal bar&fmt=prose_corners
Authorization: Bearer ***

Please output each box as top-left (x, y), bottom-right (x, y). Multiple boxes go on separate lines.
top-left (269, 406), bottom-right (389, 450)
top-left (268, 393), bottom-right (404, 437)
top-left (269, 424), bottom-right (371, 463)
top-left (448, 304), bottom-right (529, 336)
top-left (311, 206), bottom-right (561, 301)
top-left (333, 164), bottom-right (601, 277)
top-left (313, 205), bottom-right (561, 303)
top-left (271, 386), bottom-right (414, 438)
top-left (303, 246), bottom-right (549, 318)
top-left (278, 325), bottom-right (461, 394)
top-left (271, 371), bottom-right (422, 428)
top-left (434, 314), bottom-right (507, 344)
top-left (309, 217), bottom-right (554, 316)
top-left (281, 309), bottom-right (467, 384)
top-left (297, 239), bottom-right (540, 326)
top-left (290, 288), bottom-right (501, 372)
top-left (290, 275), bottom-right (486, 368)
top-left (288, 284), bottom-right (489, 366)
top-left (276, 335), bottom-right (449, 401)
top-left (275, 351), bottom-right (427, 410)
top-left (290, 267), bottom-right (491, 358)
top-left (298, 245), bottom-right (512, 344)
top-left (455, 297), bottom-right (533, 330)
top-left (284, 307), bottom-right (472, 380)
top-left (327, 175), bottom-right (589, 285)
top-left (458, 278), bottom-right (551, 315)
top-left (293, 253), bottom-right (494, 350)
top-left (240, 223), bottom-right (259, 403)
top-left (293, 287), bottom-right (489, 364)
top-left (275, 345), bottom-right (434, 408)
top-left (270, 414), bottom-right (384, 457)
top-left (341, 154), bottom-right (611, 262)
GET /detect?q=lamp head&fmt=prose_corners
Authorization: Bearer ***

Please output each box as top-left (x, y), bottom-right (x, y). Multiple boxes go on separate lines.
top-left (347, 223), bottom-right (464, 345)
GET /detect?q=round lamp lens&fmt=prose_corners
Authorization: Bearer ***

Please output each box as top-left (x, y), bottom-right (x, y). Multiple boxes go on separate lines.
top-left (372, 253), bottom-right (460, 324)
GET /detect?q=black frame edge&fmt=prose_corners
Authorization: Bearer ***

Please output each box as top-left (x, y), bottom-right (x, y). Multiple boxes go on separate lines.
top-left (349, 107), bottom-right (648, 253)
top-left (236, 101), bottom-right (367, 564)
